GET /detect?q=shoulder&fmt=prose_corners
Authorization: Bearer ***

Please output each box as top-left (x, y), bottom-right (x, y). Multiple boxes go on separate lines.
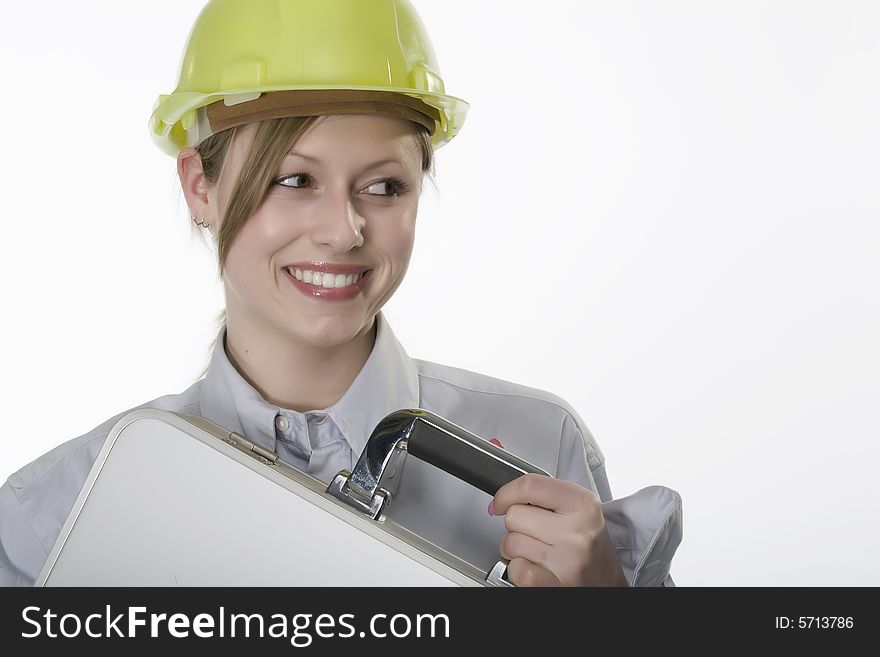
top-left (414, 358), bottom-right (583, 419)
top-left (412, 358), bottom-right (605, 474)
top-left (4, 379), bottom-right (204, 554)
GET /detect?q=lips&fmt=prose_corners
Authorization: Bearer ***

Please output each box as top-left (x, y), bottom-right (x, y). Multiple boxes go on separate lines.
top-left (283, 262), bottom-right (371, 275)
top-left (283, 266), bottom-right (373, 301)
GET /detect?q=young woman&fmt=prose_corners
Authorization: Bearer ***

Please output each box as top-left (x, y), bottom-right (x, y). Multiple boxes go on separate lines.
top-left (0, 0), bottom-right (681, 587)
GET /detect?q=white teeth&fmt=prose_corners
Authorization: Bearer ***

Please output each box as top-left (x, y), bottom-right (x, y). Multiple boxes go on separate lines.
top-left (288, 268), bottom-right (365, 288)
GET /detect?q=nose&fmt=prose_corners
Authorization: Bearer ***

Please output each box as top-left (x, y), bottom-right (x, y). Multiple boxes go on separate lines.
top-left (308, 184), bottom-right (366, 252)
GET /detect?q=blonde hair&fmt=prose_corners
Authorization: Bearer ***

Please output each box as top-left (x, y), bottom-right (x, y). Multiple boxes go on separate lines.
top-left (191, 115), bottom-right (436, 381)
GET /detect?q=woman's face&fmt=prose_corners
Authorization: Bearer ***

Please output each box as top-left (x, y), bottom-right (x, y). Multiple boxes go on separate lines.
top-left (216, 114), bottom-right (424, 348)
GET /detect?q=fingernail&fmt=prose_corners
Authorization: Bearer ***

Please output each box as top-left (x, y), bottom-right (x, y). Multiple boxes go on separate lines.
top-left (490, 438), bottom-right (504, 448)
top-left (488, 500), bottom-right (495, 515)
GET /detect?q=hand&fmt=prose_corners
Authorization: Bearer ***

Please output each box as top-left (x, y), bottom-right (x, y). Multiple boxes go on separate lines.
top-left (490, 473), bottom-right (629, 587)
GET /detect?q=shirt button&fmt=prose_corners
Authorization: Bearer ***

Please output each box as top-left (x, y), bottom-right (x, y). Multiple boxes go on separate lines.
top-left (274, 414), bottom-right (290, 432)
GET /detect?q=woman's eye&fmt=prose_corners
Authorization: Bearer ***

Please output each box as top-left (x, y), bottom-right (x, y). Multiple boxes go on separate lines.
top-left (364, 178), bottom-right (410, 197)
top-left (276, 173), bottom-right (312, 188)
top-left (274, 173), bottom-right (410, 196)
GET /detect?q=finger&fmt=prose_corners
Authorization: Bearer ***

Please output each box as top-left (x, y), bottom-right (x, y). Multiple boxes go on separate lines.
top-left (502, 530), bottom-right (619, 587)
top-left (506, 557), bottom-right (561, 587)
top-left (503, 503), bottom-right (580, 545)
top-left (493, 473), bottom-right (601, 517)
top-left (500, 530), bottom-right (556, 569)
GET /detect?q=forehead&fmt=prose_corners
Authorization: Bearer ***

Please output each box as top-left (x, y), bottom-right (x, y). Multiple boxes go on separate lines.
top-left (304, 114), bottom-right (418, 143)
top-left (233, 114), bottom-right (421, 167)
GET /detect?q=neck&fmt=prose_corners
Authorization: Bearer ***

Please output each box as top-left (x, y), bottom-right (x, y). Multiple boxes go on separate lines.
top-left (223, 314), bottom-right (377, 412)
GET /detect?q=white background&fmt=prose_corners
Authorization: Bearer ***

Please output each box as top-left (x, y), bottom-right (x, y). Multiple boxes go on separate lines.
top-left (1, 0), bottom-right (877, 586)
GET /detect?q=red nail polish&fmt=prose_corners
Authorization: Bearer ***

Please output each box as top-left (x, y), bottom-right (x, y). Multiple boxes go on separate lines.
top-left (488, 500), bottom-right (495, 515)
top-left (490, 437), bottom-right (504, 448)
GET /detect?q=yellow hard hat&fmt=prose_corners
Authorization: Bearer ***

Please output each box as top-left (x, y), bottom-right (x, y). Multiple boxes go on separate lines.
top-left (149, 0), bottom-right (469, 157)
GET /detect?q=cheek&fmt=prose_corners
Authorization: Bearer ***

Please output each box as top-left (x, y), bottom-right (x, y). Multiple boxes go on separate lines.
top-left (223, 212), bottom-right (294, 287)
top-left (227, 209), bottom-right (294, 260)
top-left (369, 208), bottom-right (417, 259)
top-left (243, 202), bottom-right (303, 243)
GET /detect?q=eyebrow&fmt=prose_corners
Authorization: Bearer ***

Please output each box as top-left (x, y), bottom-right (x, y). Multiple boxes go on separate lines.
top-left (285, 151), bottom-right (405, 172)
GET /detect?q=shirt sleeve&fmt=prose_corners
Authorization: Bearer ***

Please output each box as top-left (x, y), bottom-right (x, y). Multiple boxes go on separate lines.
top-left (0, 481), bottom-right (46, 587)
top-left (555, 411), bottom-right (609, 499)
top-left (556, 408), bottom-right (683, 587)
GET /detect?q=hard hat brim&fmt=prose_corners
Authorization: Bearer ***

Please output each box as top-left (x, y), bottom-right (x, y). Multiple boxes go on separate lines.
top-left (150, 85), bottom-right (469, 157)
top-left (207, 89), bottom-right (440, 137)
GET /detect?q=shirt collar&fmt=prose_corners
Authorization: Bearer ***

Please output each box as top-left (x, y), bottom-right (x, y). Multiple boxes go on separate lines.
top-left (198, 311), bottom-right (420, 455)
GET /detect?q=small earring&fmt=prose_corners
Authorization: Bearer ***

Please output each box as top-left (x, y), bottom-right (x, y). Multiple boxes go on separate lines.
top-left (192, 214), bottom-right (211, 228)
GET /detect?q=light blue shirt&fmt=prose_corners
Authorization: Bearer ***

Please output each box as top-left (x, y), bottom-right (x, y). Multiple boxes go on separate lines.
top-left (0, 311), bottom-right (681, 586)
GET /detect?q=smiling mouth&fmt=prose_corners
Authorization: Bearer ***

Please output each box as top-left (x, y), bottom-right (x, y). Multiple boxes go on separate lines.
top-left (285, 267), bottom-right (370, 289)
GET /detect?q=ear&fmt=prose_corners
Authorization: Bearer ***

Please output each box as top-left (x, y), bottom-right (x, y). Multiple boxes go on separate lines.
top-left (177, 147), bottom-right (213, 224)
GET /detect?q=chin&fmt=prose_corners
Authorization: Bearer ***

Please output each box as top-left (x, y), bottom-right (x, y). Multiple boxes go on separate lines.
top-left (289, 317), bottom-right (367, 349)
